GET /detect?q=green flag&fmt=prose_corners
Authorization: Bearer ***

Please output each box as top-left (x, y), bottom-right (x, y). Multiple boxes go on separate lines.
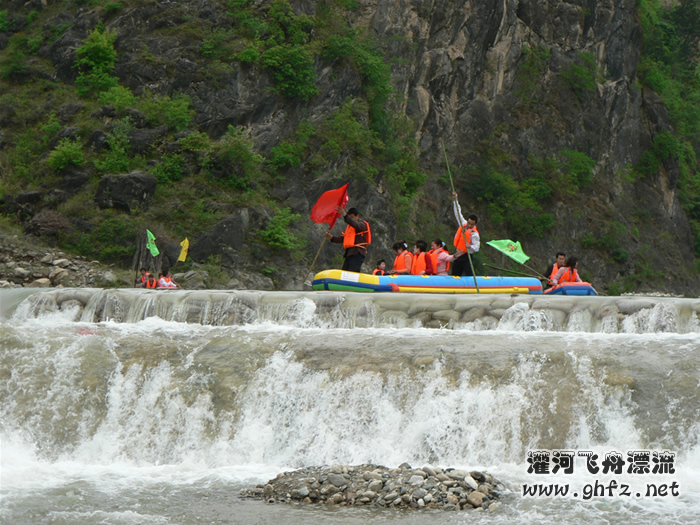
top-left (486, 239), bottom-right (530, 264)
top-left (146, 229), bottom-right (160, 257)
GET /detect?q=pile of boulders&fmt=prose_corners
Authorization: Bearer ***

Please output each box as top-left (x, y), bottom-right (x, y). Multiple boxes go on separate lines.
top-left (0, 234), bottom-right (120, 288)
top-left (240, 463), bottom-right (503, 513)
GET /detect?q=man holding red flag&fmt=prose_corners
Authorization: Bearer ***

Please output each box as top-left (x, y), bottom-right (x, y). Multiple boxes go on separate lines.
top-left (325, 206), bottom-right (372, 273)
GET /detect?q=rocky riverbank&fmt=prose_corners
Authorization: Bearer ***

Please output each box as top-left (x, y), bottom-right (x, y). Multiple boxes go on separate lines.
top-left (0, 232), bottom-right (275, 290)
top-left (240, 464), bottom-right (503, 513)
top-left (0, 233), bottom-right (125, 288)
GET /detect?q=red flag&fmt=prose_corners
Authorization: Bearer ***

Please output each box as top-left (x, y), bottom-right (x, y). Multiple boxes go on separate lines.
top-left (310, 183), bottom-right (349, 229)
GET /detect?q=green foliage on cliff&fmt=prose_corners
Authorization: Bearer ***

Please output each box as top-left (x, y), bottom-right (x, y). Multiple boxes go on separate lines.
top-left (261, 45), bottom-right (318, 100)
top-left (0, 10), bottom-right (11, 32)
top-left (561, 52), bottom-right (603, 102)
top-left (47, 139), bottom-right (85, 172)
top-left (323, 28), bottom-right (393, 136)
top-left (94, 118), bottom-right (142, 174)
top-left (515, 45), bottom-right (551, 105)
top-left (638, 0), bottom-right (700, 254)
top-left (260, 207), bottom-right (305, 253)
top-left (74, 27), bottom-right (119, 97)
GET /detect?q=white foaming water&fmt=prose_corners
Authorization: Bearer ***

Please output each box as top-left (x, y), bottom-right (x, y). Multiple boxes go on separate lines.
top-left (497, 302), bottom-right (557, 331)
top-left (622, 303), bottom-right (679, 333)
top-left (2, 292), bottom-right (700, 524)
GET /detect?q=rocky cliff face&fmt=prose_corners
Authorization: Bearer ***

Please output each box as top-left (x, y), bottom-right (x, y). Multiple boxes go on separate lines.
top-left (0, 0), bottom-right (697, 295)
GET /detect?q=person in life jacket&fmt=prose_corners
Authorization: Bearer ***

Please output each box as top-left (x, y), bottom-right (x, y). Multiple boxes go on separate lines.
top-left (325, 206), bottom-right (372, 273)
top-left (411, 240), bottom-right (433, 275)
top-left (544, 252), bottom-right (566, 289)
top-left (145, 273), bottom-right (159, 289)
top-left (428, 239), bottom-right (455, 276)
top-left (136, 267), bottom-right (152, 288)
top-left (372, 260), bottom-right (387, 275)
top-left (158, 269), bottom-right (179, 289)
top-left (451, 192), bottom-right (480, 277)
top-left (389, 241), bottom-right (413, 275)
top-left (552, 256), bottom-right (582, 285)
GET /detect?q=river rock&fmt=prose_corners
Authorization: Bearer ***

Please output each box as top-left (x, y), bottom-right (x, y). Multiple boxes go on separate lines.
top-left (464, 475), bottom-right (478, 490)
top-left (14, 267), bottom-right (31, 278)
top-left (53, 258), bottom-right (71, 268)
top-left (49, 267), bottom-right (70, 283)
top-left (28, 278), bottom-right (51, 288)
top-left (466, 490), bottom-right (486, 507)
top-left (327, 473), bottom-right (348, 487)
top-left (367, 479), bottom-right (383, 492)
top-left (408, 475), bottom-right (424, 485)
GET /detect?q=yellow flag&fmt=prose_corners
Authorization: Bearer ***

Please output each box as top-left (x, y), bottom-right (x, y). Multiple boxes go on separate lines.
top-left (177, 238), bottom-right (189, 262)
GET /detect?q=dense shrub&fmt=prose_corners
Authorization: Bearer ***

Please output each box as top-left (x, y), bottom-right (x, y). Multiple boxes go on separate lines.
top-left (151, 154), bottom-right (185, 183)
top-left (48, 138), bottom-right (85, 172)
top-left (99, 85), bottom-right (137, 112)
top-left (74, 28), bottom-right (119, 97)
top-left (209, 125), bottom-right (263, 189)
top-left (261, 45), bottom-right (317, 100)
top-left (141, 93), bottom-right (195, 131)
top-left (260, 207), bottom-right (305, 252)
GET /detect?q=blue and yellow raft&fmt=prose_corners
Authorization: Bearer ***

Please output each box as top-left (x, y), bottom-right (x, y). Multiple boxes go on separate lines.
top-left (544, 282), bottom-right (598, 295)
top-left (312, 270), bottom-right (544, 294)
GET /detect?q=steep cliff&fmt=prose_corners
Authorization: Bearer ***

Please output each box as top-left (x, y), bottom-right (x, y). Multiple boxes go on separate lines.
top-left (0, 0), bottom-right (698, 295)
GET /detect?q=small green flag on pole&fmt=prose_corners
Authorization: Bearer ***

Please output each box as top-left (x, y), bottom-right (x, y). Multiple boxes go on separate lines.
top-left (146, 229), bottom-right (160, 257)
top-left (486, 239), bottom-right (530, 264)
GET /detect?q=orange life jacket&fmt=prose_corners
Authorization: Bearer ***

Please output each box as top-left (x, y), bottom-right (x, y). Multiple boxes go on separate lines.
top-left (411, 252), bottom-right (427, 275)
top-left (343, 220), bottom-right (372, 249)
top-left (139, 273), bottom-right (151, 284)
top-left (146, 277), bottom-right (158, 289)
top-left (559, 268), bottom-right (579, 283)
top-left (548, 263), bottom-right (560, 282)
top-left (372, 269), bottom-right (386, 276)
top-left (428, 248), bottom-right (450, 274)
top-left (454, 225), bottom-right (479, 252)
top-left (392, 250), bottom-right (413, 273)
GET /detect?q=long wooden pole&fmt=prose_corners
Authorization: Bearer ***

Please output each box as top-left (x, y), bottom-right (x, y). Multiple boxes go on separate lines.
top-left (483, 262), bottom-right (540, 278)
top-left (303, 226), bottom-right (332, 286)
top-left (442, 139), bottom-right (479, 293)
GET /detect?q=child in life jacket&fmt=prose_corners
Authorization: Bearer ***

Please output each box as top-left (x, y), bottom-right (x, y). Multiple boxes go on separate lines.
top-left (372, 260), bottom-right (387, 275)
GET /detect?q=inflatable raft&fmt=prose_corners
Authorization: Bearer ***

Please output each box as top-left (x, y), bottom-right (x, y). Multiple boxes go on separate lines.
top-left (544, 282), bottom-right (598, 295)
top-left (312, 270), bottom-right (543, 294)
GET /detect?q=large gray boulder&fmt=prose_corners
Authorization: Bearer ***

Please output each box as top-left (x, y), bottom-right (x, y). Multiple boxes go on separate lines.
top-left (190, 211), bottom-right (248, 262)
top-left (95, 170), bottom-right (157, 212)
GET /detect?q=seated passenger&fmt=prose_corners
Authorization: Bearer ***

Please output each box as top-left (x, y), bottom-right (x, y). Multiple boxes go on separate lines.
top-left (372, 260), bottom-right (387, 276)
top-left (552, 256), bottom-right (583, 285)
top-left (389, 241), bottom-right (413, 275)
top-left (427, 239), bottom-right (455, 276)
top-left (411, 240), bottom-right (431, 275)
top-left (158, 269), bottom-right (179, 289)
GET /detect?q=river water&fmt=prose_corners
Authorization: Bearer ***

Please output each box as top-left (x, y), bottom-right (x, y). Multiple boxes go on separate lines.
top-left (1, 288), bottom-right (699, 524)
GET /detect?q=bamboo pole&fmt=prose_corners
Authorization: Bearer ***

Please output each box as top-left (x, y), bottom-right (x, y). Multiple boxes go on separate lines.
top-left (442, 139), bottom-right (480, 293)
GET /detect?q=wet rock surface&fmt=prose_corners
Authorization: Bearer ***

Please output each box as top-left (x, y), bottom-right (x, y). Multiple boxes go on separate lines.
top-left (240, 464), bottom-right (504, 512)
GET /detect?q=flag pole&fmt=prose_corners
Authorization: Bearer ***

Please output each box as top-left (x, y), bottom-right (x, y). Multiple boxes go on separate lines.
top-left (303, 226), bottom-right (332, 286)
top-left (483, 262), bottom-right (540, 278)
top-left (442, 139), bottom-right (479, 293)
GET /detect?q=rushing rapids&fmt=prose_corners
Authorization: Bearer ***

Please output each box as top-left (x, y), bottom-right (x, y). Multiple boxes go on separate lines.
top-left (1, 288), bottom-right (699, 524)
